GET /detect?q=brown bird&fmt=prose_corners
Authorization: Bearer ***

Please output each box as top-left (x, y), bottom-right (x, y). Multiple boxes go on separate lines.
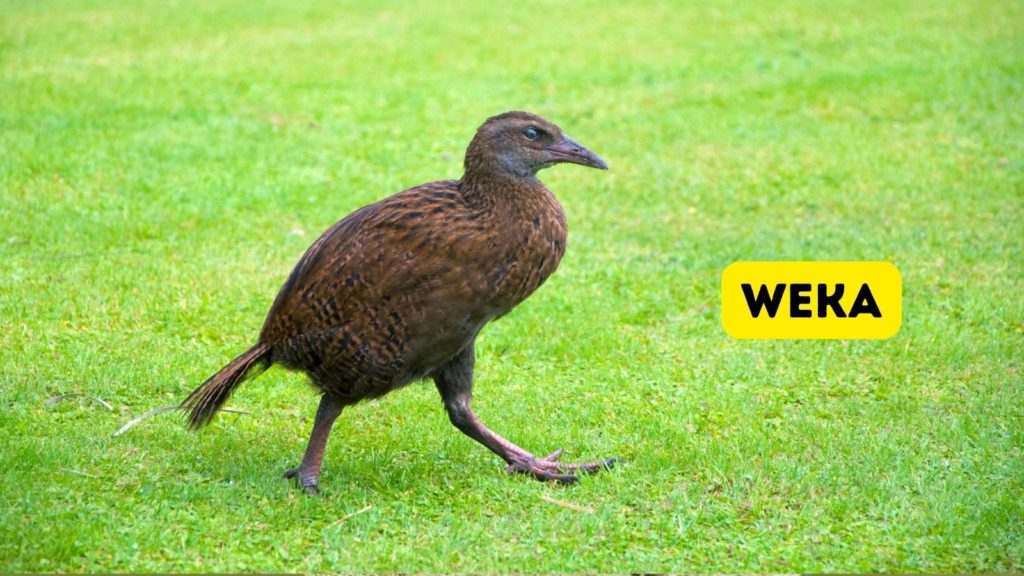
top-left (181, 111), bottom-right (614, 493)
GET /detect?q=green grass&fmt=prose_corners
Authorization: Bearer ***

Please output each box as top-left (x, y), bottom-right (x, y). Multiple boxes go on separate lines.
top-left (2, 0), bottom-right (1022, 571)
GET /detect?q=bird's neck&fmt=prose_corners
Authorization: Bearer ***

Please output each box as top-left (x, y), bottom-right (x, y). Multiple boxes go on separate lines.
top-left (458, 168), bottom-right (544, 207)
top-left (458, 170), bottom-right (565, 250)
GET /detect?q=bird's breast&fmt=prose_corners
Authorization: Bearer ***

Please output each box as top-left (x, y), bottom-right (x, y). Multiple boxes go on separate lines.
top-left (483, 199), bottom-right (567, 311)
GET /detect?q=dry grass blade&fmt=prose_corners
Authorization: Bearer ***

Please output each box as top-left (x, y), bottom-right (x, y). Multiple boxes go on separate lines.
top-left (326, 505), bottom-right (373, 528)
top-left (45, 393), bottom-right (114, 411)
top-left (113, 405), bottom-right (252, 436)
top-left (59, 468), bottom-right (100, 479)
top-left (541, 494), bottom-right (595, 513)
top-left (113, 405), bottom-right (178, 436)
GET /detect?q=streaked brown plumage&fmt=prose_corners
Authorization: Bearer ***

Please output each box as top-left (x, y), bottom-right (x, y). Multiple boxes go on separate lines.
top-left (181, 111), bottom-right (614, 493)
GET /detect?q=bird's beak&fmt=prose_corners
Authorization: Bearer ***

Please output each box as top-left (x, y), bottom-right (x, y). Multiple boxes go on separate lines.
top-left (545, 136), bottom-right (609, 170)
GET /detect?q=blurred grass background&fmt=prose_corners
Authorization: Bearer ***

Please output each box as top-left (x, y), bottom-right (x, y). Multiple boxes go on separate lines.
top-left (1, 0), bottom-right (1022, 571)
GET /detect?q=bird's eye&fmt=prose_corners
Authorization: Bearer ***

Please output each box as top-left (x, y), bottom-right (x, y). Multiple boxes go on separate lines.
top-left (523, 127), bottom-right (540, 140)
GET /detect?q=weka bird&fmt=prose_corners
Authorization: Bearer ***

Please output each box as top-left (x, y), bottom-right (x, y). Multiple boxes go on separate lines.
top-left (181, 111), bottom-right (613, 493)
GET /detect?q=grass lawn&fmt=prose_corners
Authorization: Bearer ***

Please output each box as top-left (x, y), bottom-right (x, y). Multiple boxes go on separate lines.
top-left (1, 0), bottom-right (1022, 571)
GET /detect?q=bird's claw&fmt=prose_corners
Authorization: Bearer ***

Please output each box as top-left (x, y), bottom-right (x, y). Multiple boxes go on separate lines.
top-left (540, 448), bottom-right (564, 462)
top-left (506, 450), bottom-right (617, 485)
top-left (283, 466), bottom-right (320, 495)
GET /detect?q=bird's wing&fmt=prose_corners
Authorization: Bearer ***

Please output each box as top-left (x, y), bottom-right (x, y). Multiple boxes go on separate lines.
top-left (257, 180), bottom-right (463, 344)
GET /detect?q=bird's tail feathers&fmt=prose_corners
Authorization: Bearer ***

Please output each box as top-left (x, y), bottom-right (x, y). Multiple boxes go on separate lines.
top-left (180, 343), bottom-right (271, 429)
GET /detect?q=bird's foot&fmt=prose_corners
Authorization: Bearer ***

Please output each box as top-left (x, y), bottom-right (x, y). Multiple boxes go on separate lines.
top-left (505, 449), bottom-right (618, 485)
top-left (283, 466), bottom-right (321, 495)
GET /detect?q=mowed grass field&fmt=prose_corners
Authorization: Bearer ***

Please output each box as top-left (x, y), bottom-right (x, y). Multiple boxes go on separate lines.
top-left (2, 0), bottom-right (1022, 571)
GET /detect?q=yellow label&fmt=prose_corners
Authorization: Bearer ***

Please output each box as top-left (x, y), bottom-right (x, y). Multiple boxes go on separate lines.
top-left (721, 261), bottom-right (902, 339)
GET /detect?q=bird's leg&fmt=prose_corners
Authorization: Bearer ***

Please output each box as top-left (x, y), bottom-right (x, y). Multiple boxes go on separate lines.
top-left (283, 394), bottom-right (344, 495)
top-left (433, 341), bottom-right (616, 484)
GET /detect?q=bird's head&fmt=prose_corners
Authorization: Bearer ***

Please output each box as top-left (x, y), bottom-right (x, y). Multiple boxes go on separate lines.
top-left (464, 111), bottom-right (608, 179)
